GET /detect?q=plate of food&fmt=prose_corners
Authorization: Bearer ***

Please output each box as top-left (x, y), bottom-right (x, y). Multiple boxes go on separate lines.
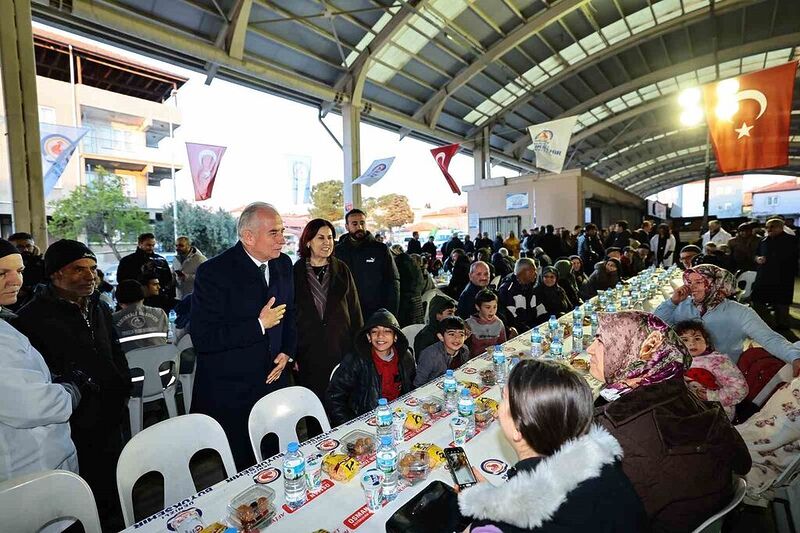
top-left (418, 396), bottom-right (444, 417)
top-left (339, 430), bottom-right (376, 460)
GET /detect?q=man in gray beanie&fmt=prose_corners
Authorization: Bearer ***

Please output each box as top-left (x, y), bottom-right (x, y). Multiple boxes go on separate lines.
top-left (0, 238), bottom-right (79, 483)
top-left (13, 239), bottom-right (130, 530)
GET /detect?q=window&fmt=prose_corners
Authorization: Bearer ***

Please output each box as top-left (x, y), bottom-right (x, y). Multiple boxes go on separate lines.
top-left (38, 105), bottom-right (56, 124)
top-left (766, 195), bottom-right (779, 206)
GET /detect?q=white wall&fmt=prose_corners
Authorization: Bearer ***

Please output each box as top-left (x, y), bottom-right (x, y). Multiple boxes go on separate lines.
top-left (752, 189), bottom-right (800, 216)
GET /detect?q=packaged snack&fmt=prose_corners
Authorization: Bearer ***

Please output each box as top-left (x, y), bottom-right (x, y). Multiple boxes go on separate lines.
top-left (199, 523), bottom-right (227, 533)
top-left (460, 381), bottom-right (482, 397)
top-left (398, 450), bottom-right (431, 484)
top-left (475, 397), bottom-right (499, 413)
top-left (227, 486), bottom-right (276, 531)
top-left (322, 453), bottom-right (361, 482)
top-left (410, 442), bottom-right (446, 468)
top-left (404, 411), bottom-right (425, 430)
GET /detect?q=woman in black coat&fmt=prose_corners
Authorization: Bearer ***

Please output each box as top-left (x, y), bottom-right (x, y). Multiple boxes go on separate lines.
top-left (458, 360), bottom-right (646, 532)
top-left (294, 219), bottom-right (363, 407)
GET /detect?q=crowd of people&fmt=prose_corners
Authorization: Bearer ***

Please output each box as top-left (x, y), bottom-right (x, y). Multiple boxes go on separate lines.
top-left (1, 206), bottom-right (800, 532)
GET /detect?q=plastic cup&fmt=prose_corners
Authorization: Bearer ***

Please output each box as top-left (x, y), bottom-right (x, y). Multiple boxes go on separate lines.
top-left (305, 453), bottom-right (323, 491)
top-left (450, 416), bottom-right (468, 446)
top-left (361, 469), bottom-right (385, 511)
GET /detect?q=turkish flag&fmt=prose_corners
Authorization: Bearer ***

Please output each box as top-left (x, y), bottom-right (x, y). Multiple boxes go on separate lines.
top-left (704, 61), bottom-right (797, 173)
top-left (186, 142), bottom-right (227, 201)
top-left (430, 143), bottom-right (462, 195)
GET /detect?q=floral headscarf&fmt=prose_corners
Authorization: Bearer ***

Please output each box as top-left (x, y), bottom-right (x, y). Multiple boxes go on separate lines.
top-left (682, 264), bottom-right (737, 315)
top-left (597, 311), bottom-right (691, 398)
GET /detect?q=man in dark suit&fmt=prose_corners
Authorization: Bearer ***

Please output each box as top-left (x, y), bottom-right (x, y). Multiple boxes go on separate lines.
top-left (190, 202), bottom-right (297, 469)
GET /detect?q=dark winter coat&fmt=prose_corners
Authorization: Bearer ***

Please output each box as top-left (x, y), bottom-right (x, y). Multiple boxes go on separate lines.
top-left (498, 274), bottom-right (544, 331)
top-left (444, 236), bottom-right (465, 256)
top-left (595, 376), bottom-right (751, 533)
top-left (421, 240), bottom-right (438, 257)
top-left (444, 255), bottom-right (471, 299)
top-left (394, 251), bottom-right (425, 326)
top-left (14, 284), bottom-right (132, 528)
top-left (414, 294), bottom-right (457, 357)
top-left (475, 237), bottom-right (493, 251)
top-left (752, 232), bottom-right (798, 306)
top-left (117, 247), bottom-right (175, 311)
top-left (335, 232), bottom-right (400, 319)
top-left (406, 237), bottom-right (422, 255)
top-left (190, 242), bottom-right (297, 469)
top-left (460, 425), bottom-right (647, 533)
top-left (539, 232), bottom-right (564, 261)
top-left (577, 233), bottom-right (604, 274)
top-left (294, 257), bottom-right (363, 406)
top-left (325, 310), bottom-right (416, 426)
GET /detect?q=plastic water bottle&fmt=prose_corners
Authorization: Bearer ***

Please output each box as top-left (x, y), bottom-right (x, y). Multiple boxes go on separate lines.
top-left (573, 306), bottom-right (583, 323)
top-left (167, 309), bottom-right (177, 341)
top-left (605, 302), bottom-right (617, 313)
top-left (548, 315), bottom-right (558, 338)
top-left (550, 338), bottom-right (563, 360)
top-left (572, 323), bottom-right (584, 356)
top-left (376, 436), bottom-right (398, 500)
top-left (443, 370), bottom-right (458, 410)
top-left (375, 398), bottom-right (393, 440)
top-left (590, 313), bottom-right (599, 337)
top-left (283, 442), bottom-right (307, 509)
top-left (530, 329), bottom-right (543, 358)
top-left (492, 345), bottom-right (507, 385)
top-left (457, 388), bottom-right (476, 438)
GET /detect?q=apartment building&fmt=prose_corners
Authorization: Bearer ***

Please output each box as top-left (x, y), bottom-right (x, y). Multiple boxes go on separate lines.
top-left (0, 27), bottom-right (187, 235)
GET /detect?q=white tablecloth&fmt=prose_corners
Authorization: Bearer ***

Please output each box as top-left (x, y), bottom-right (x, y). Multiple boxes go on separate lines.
top-left (123, 275), bottom-right (675, 533)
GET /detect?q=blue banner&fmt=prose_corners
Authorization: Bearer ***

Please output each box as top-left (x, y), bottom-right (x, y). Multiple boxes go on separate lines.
top-left (40, 122), bottom-right (89, 196)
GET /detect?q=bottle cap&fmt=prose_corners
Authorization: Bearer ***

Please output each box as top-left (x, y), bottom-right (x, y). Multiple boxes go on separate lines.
top-left (378, 398), bottom-right (387, 406)
top-left (461, 388), bottom-right (470, 397)
top-left (445, 369), bottom-right (454, 376)
top-left (287, 442), bottom-right (299, 453)
top-left (380, 436), bottom-right (392, 446)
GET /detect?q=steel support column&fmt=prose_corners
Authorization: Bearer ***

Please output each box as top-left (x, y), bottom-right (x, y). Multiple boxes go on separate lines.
top-left (342, 103), bottom-right (362, 213)
top-left (473, 127), bottom-right (491, 185)
top-left (0, 0), bottom-right (46, 246)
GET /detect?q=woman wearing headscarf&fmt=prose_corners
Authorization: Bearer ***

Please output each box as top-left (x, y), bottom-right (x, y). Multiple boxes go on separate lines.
top-left (568, 255), bottom-right (588, 290)
top-left (553, 259), bottom-right (583, 309)
top-left (590, 311), bottom-right (751, 533)
top-left (294, 219), bottom-right (363, 408)
top-left (654, 264), bottom-right (800, 372)
top-left (491, 252), bottom-right (512, 281)
top-left (649, 223), bottom-right (676, 268)
top-left (582, 258), bottom-right (621, 299)
top-left (533, 266), bottom-right (571, 318)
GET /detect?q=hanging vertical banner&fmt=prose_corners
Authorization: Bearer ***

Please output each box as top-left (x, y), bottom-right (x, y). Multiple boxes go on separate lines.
top-left (430, 143), bottom-right (461, 195)
top-left (287, 155), bottom-right (312, 206)
top-left (40, 123), bottom-right (89, 196)
top-left (186, 142), bottom-right (227, 201)
top-left (353, 157), bottom-right (395, 186)
top-left (527, 115), bottom-right (579, 174)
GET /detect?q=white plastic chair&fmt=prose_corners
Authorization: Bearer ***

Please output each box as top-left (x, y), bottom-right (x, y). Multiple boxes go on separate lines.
top-left (329, 363), bottom-right (340, 381)
top-left (490, 275), bottom-right (501, 288)
top-left (0, 470), bottom-right (102, 533)
top-left (753, 363), bottom-right (794, 408)
top-left (126, 344), bottom-right (181, 436)
top-left (421, 289), bottom-right (443, 323)
top-left (248, 386), bottom-right (331, 462)
top-left (691, 477), bottom-right (746, 533)
top-left (402, 324), bottom-right (426, 355)
top-left (116, 413), bottom-right (237, 527)
top-left (176, 334), bottom-right (195, 413)
top-left (736, 271), bottom-right (757, 302)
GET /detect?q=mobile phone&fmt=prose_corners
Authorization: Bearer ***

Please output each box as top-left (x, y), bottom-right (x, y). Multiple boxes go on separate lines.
top-left (444, 446), bottom-right (477, 489)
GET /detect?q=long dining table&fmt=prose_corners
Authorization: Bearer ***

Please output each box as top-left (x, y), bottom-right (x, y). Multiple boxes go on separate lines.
top-left (123, 269), bottom-right (679, 533)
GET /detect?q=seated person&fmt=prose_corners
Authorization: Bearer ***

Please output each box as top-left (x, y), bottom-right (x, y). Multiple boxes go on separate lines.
top-left (533, 266), bottom-right (572, 318)
top-left (112, 280), bottom-right (169, 352)
top-left (499, 258), bottom-right (544, 331)
top-left (0, 239), bottom-right (79, 481)
top-left (458, 360), bottom-right (647, 532)
top-left (139, 272), bottom-right (163, 310)
top-left (678, 245), bottom-right (702, 270)
top-left (605, 246), bottom-right (622, 261)
top-left (582, 258), bottom-right (621, 299)
top-left (415, 294), bottom-right (457, 357)
top-left (637, 243), bottom-right (653, 269)
top-left (675, 320), bottom-right (748, 420)
top-left (414, 316), bottom-right (469, 387)
top-left (553, 259), bottom-right (583, 308)
top-left (326, 309), bottom-right (415, 426)
top-left (654, 264), bottom-right (800, 369)
top-left (737, 374), bottom-right (800, 502)
top-left (568, 255), bottom-right (589, 289)
top-left (465, 289), bottom-right (507, 357)
top-left (590, 311), bottom-right (751, 533)
top-left (95, 268), bottom-right (115, 311)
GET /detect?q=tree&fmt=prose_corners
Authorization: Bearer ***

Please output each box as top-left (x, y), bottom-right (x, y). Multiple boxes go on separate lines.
top-left (309, 179), bottom-right (343, 221)
top-left (370, 194), bottom-right (414, 230)
top-left (155, 200), bottom-right (237, 257)
top-left (49, 168), bottom-right (149, 260)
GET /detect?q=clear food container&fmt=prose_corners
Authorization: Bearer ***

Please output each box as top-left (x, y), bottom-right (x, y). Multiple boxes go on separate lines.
top-left (227, 485), bottom-right (276, 531)
top-left (398, 450), bottom-right (431, 485)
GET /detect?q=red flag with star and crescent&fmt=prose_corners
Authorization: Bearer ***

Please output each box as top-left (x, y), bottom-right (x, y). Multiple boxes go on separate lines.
top-left (703, 61), bottom-right (797, 174)
top-left (430, 143), bottom-right (462, 195)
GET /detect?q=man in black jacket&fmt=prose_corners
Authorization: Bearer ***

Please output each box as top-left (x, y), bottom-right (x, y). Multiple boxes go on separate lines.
top-left (539, 225), bottom-right (564, 261)
top-left (606, 220), bottom-right (632, 249)
top-left (407, 231), bottom-right (423, 254)
top-left (326, 309), bottom-right (416, 426)
top-left (752, 218), bottom-right (799, 331)
top-left (577, 223), bottom-right (604, 275)
top-left (117, 232), bottom-right (175, 311)
top-left (7, 232), bottom-right (45, 310)
top-left (475, 232), bottom-right (493, 252)
top-left (421, 235), bottom-right (438, 257)
top-left (14, 240), bottom-right (131, 531)
top-left (335, 209), bottom-right (400, 319)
